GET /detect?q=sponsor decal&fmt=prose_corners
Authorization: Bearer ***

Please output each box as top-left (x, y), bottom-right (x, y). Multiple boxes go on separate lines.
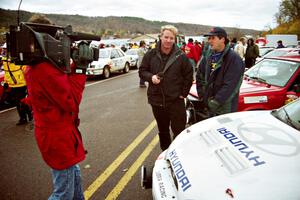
top-left (237, 123), bottom-right (300, 157)
top-left (217, 127), bottom-right (266, 167)
top-left (169, 150), bottom-right (192, 192)
top-left (155, 171), bottom-right (167, 198)
top-left (244, 96), bottom-right (268, 104)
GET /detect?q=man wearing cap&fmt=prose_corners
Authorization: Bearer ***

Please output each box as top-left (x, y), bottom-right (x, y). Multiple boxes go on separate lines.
top-left (196, 27), bottom-right (244, 117)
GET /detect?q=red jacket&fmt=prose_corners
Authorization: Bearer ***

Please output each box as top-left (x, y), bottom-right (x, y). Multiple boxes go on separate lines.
top-left (185, 42), bottom-right (198, 63)
top-left (25, 62), bottom-right (86, 170)
top-left (194, 44), bottom-right (202, 63)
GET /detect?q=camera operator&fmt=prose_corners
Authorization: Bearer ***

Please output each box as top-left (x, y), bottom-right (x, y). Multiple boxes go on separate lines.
top-left (25, 14), bottom-right (87, 200)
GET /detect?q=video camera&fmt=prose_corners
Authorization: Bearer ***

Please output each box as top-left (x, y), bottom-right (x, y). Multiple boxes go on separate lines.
top-left (6, 22), bottom-right (100, 73)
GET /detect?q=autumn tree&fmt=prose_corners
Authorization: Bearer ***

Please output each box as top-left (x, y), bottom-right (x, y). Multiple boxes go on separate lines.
top-left (275, 0), bottom-right (300, 24)
top-left (263, 0), bottom-right (300, 37)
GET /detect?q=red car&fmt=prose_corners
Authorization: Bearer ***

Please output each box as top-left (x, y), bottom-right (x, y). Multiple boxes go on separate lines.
top-left (186, 55), bottom-right (300, 124)
top-left (0, 70), bottom-right (7, 108)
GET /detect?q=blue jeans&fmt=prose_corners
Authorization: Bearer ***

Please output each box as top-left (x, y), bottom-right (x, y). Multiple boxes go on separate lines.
top-left (48, 164), bottom-right (84, 200)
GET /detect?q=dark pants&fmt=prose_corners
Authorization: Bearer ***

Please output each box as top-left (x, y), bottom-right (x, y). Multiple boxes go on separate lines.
top-left (10, 86), bottom-right (32, 121)
top-left (140, 78), bottom-right (146, 85)
top-left (151, 98), bottom-right (186, 150)
top-left (245, 57), bottom-right (256, 69)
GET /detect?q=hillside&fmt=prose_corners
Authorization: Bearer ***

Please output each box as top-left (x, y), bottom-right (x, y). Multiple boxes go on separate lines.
top-left (0, 8), bottom-right (260, 39)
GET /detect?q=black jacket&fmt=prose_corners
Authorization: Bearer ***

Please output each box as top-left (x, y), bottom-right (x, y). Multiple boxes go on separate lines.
top-left (139, 42), bottom-right (193, 107)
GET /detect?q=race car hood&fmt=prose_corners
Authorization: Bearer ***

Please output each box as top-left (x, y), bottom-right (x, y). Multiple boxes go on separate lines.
top-left (240, 79), bottom-right (282, 94)
top-left (164, 111), bottom-right (300, 200)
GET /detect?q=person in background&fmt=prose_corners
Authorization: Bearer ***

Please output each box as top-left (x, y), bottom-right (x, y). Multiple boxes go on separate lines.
top-left (151, 39), bottom-right (158, 49)
top-left (196, 27), bottom-right (244, 118)
top-left (276, 40), bottom-right (285, 48)
top-left (120, 44), bottom-right (127, 52)
top-left (180, 41), bottom-right (186, 52)
top-left (137, 40), bottom-right (147, 88)
top-left (185, 38), bottom-right (198, 76)
top-left (230, 38), bottom-right (237, 49)
top-left (25, 14), bottom-right (86, 200)
top-left (132, 43), bottom-right (139, 49)
top-left (185, 38), bottom-right (198, 68)
top-left (244, 38), bottom-right (259, 69)
top-left (139, 25), bottom-right (193, 150)
top-left (194, 40), bottom-right (202, 64)
top-left (2, 44), bottom-right (32, 125)
top-left (234, 37), bottom-right (246, 59)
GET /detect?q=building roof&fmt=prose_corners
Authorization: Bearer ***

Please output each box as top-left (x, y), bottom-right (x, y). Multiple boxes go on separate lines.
top-left (128, 34), bottom-right (159, 43)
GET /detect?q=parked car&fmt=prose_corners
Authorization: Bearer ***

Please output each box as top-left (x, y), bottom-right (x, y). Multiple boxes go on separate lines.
top-left (125, 48), bottom-right (139, 68)
top-left (186, 55), bottom-right (300, 124)
top-left (256, 47), bottom-right (300, 63)
top-left (86, 47), bottom-right (131, 78)
top-left (142, 98), bottom-right (300, 200)
top-left (258, 46), bottom-right (274, 57)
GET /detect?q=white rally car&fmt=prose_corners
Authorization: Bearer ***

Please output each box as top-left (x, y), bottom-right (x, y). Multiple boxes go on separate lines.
top-left (142, 99), bottom-right (300, 200)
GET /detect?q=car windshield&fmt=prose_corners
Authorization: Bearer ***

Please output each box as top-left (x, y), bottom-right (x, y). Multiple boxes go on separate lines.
top-left (272, 99), bottom-right (300, 131)
top-left (244, 59), bottom-right (299, 87)
top-left (99, 49), bottom-right (110, 58)
top-left (126, 49), bottom-right (137, 55)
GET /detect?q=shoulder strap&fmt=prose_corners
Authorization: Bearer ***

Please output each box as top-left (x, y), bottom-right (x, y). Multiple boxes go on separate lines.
top-left (162, 50), bottom-right (184, 74)
top-left (4, 60), bottom-right (18, 84)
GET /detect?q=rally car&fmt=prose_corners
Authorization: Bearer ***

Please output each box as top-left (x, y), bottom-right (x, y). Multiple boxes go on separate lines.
top-left (141, 98), bottom-right (300, 200)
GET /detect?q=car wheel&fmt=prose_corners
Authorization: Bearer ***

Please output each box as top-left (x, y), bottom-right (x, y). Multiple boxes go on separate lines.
top-left (103, 66), bottom-right (110, 79)
top-left (123, 63), bottom-right (130, 73)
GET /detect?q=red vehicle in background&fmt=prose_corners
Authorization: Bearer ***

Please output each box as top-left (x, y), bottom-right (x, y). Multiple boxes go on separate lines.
top-left (0, 70), bottom-right (4, 99)
top-left (186, 55), bottom-right (300, 124)
top-left (0, 66), bottom-right (14, 110)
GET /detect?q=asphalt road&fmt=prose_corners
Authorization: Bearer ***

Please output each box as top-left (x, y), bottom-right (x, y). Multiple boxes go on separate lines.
top-left (0, 70), bottom-right (162, 200)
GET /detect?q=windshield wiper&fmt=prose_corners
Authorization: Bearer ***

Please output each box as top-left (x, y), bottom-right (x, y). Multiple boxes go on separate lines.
top-left (249, 76), bottom-right (267, 83)
top-left (282, 108), bottom-right (298, 129)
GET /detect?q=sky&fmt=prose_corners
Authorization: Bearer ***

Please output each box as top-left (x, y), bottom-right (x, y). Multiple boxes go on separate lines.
top-left (0, 0), bottom-right (282, 30)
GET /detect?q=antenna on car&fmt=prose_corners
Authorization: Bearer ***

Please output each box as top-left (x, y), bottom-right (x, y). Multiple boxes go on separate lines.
top-left (17, 0), bottom-right (23, 26)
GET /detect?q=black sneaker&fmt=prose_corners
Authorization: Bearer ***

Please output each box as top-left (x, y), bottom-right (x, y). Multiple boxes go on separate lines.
top-left (139, 84), bottom-right (146, 88)
top-left (16, 119), bottom-right (28, 125)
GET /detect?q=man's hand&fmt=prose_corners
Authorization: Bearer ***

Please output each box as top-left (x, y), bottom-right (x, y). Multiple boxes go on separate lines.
top-left (208, 99), bottom-right (220, 112)
top-left (152, 75), bottom-right (161, 85)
